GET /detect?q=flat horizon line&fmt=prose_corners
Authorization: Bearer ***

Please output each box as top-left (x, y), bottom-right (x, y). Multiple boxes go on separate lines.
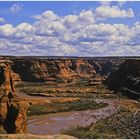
top-left (0, 55), bottom-right (140, 57)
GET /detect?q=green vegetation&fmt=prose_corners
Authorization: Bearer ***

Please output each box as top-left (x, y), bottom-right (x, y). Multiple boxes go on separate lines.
top-left (16, 81), bottom-right (118, 100)
top-left (63, 125), bottom-right (101, 139)
top-left (28, 99), bottom-right (108, 116)
top-left (63, 108), bottom-right (140, 139)
top-left (18, 83), bottom-right (117, 99)
top-left (28, 92), bottom-right (97, 99)
top-left (26, 92), bottom-right (117, 99)
top-left (63, 117), bottom-right (117, 139)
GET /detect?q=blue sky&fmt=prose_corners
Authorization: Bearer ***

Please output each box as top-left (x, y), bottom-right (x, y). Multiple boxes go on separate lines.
top-left (0, 1), bottom-right (140, 56)
top-left (0, 1), bottom-right (139, 26)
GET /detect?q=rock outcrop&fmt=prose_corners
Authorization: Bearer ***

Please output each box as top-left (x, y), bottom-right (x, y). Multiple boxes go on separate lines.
top-left (11, 59), bottom-right (96, 83)
top-left (8, 57), bottom-right (122, 83)
top-left (0, 60), bottom-right (28, 133)
top-left (105, 59), bottom-right (140, 99)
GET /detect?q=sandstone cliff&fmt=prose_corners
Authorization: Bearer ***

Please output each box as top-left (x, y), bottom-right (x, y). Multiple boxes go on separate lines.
top-left (11, 59), bottom-right (96, 82)
top-left (9, 57), bottom-right (120, 83)
top-left (0, 60), bottom-right (28, 133)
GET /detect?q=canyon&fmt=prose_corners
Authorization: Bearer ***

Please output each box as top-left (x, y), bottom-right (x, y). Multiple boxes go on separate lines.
top-left (0, 56), bottom-right (140, 139)
top-left (0, 56), bottom-right (123, 84)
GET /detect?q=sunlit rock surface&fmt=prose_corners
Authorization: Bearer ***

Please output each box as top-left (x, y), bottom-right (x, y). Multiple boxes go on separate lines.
top-left (0, 60), bottom-right (28, 133)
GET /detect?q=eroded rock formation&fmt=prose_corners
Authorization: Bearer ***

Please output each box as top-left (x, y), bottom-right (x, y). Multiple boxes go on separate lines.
top-left (105, 59), bottom-right (140, 99)
top-left (9, 57), bottom-right (122, 83)
top-left (0, 60), bottom-right (28, 133)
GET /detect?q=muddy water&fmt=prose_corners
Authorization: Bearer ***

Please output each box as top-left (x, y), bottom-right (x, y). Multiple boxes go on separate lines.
top-left (28, 99), bottom-right (118, 135)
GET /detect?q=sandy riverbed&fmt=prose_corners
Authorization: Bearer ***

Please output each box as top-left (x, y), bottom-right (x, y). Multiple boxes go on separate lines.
top-left (28, 99), bottom-right (118, 135)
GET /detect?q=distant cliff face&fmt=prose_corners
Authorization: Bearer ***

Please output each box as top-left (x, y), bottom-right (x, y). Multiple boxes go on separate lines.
top-left (11, 59), bottom-right (95, 82)
top-left (10, 58), bottom-right (120, 83)
top-left (105, 59), bottom-right (140, 99)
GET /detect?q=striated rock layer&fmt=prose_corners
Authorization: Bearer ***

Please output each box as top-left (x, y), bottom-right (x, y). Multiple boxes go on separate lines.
top-left (8, 57), bottom-right (122, 83)
top-left (0, 60), bottom-right (28, 133)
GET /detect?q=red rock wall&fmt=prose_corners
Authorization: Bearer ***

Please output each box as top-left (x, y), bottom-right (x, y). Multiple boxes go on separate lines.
top-left (0, 60), bottom-right (28, 134)
top-left (11, 58), bottom-right (118, 83)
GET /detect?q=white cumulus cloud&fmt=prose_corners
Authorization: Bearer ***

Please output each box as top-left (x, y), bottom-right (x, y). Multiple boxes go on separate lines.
top-left (0, 24), bottom-right (15, 36)
top-left (95, 5), bottom-right (134, 20)
top-left (0, 7), bottom-right (139, 56)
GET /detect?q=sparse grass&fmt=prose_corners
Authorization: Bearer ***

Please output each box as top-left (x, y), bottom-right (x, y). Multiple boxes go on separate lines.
top-left (19, 86), bottom-right (97, 93)
top-left (20, 87), bottom-right (45, 94)
top-left (18, 82), bottom-right (118, 99)
top-left (27, 92), bottom-right (98, 99)
top-left (63, 125), bottom-right (101, 139)
top-left (28, 99), bottom-right (108, 116)
top-left (63, 107), bottom-right (140, 139)
top-left (16, 81), bottom-right (91, 88)
top-left (63, 117), bottom-right (115, 139)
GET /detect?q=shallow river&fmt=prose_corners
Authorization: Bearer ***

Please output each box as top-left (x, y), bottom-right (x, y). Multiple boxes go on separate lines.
top-left (28, 99), bottom-right (118, 135)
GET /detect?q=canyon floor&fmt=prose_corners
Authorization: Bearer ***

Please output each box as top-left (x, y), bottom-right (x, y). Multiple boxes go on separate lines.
top-left (15, 82), bottom-right (140, 138)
